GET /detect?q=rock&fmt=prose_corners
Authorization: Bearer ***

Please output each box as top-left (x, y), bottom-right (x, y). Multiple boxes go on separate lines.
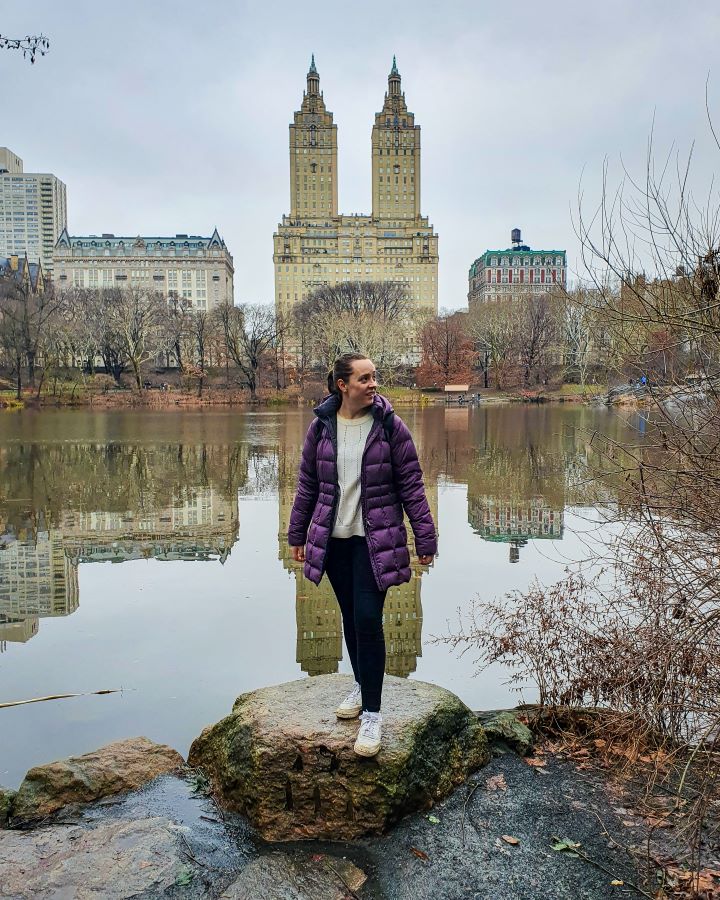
top-left (220, 852), bottom-right (367, 900)
top-left (0, 816), bottom-right (193, 898)
top-left (0, 786), bottom-right (16, 827)
top-left (480, 711), bottom-right (534, 756)
top-left (11, 737), bottom-right (184, 825)
top-left (189, 674), bottom-right (489, 841)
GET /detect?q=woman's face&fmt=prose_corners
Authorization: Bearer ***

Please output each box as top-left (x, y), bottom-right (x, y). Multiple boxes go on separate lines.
top-left (339, 358), bottom-right (377, 406)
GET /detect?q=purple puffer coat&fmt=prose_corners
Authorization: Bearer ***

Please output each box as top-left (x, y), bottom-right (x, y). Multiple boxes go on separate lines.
top-left (288, 392), bottom-right (437, 591)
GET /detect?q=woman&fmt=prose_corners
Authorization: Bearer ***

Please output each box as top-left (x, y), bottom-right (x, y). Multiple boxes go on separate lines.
top-left (288, 353), bottom-right (437, 757)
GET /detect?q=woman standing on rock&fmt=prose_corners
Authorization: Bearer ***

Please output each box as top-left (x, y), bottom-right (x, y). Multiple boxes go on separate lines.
top-left (288, 353), bottom-right (437, 757)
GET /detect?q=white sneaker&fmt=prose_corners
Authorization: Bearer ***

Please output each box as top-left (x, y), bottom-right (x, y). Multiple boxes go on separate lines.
top-left (335, 682), bottom-right (362, 719)
top-left (354, 711), bottom-right (382, 757)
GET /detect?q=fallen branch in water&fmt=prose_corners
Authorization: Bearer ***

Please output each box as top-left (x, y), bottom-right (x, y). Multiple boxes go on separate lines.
top-left (0, 689), bottom-right (121, 710)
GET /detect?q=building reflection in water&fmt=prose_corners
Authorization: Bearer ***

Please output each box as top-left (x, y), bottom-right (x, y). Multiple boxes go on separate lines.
top-left (464, 407), bottom-right (566, 563)
top-left (0, 443), bottom-right (241, 650)
top-left (278, 413), bottom-right (437, 678)
top-left (0, 405), bottom-right (622, 655)
top-left (0, 513), bottom-right (78, 650)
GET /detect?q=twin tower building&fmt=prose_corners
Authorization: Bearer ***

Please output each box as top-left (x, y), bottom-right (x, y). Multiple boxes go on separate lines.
top-left (273, 57), bottom-right (439, 318)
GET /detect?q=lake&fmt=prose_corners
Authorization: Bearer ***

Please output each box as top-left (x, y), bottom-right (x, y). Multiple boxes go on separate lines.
top-left (0, 404), bottom-right (641, 787)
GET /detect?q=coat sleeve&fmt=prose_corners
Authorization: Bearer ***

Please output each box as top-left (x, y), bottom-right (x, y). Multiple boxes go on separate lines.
top-left (288, 420), bottom-right (320, 547)
top-left (389, 416), bottom-right (438, 557)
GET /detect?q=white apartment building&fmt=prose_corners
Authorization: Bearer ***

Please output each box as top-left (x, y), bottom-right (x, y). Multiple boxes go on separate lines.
top-left (53, 229), bottom-right (234, 310)
top-left (0, 147), bottom-right (68, 276)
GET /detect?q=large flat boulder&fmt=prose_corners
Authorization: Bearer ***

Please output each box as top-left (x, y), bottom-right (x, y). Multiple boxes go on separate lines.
top-left (11, 737), bottom-right (184, 825)
top-left (188, 674), bottom-right (489, 840)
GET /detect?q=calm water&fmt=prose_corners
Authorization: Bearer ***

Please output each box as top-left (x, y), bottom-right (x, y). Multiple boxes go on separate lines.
top-left (0, 405), bottom-right (640, 787)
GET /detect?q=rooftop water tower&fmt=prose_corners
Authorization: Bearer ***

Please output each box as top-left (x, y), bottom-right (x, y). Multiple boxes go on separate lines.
top-left (511, 228), bottom-right (522, 247)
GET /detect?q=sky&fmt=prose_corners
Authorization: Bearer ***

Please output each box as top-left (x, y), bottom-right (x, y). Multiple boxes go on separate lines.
top-left (3, 0), bottom-right (720, 310)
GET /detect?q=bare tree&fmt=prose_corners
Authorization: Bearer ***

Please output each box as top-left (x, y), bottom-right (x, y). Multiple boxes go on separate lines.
top-left (296, 281), bottom-right (413, 376)
top-left (105, 287), bottom-right (168, 389)
top-left (189, 309), bottom-right (216, 396)
top-left (220, 302), bottom-right (277, 400)
top-left (469, 300), bottom-right (518, 389)
top-left (0, 276), bottom-right (64, 397)
top-left (557, 287), bottom-right (609, 386)
top-left (164, 294), bottom-right (192, 371)
top-left (417, 311), bottom-right (475, 386)
top-left (0, 33), bottom-right (49, 63)
top-left (514, 293), bottom-right (559, 385)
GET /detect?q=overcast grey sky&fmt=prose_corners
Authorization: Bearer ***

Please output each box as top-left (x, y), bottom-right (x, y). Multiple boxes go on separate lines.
top-left (3, 0), bottom-right (719, 309)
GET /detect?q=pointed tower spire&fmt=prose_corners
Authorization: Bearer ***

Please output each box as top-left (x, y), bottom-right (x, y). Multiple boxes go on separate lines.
top-left (307, 53), bottom-right (320, 96)
top-left (388, 55), bottom-right (401, 97)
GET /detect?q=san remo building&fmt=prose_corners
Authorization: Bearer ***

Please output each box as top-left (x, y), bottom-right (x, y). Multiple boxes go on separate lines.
top-left (273, 57), bottom-right (439, 319)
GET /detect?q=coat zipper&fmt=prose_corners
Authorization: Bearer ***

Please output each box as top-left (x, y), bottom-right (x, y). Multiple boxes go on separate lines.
top-left (360, 419), bottom-right (383, 587)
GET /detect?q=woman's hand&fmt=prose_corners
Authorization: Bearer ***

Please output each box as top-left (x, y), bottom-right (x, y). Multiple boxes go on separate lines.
top-left (418, 554), bottom-right (434, 566)
top-left (291, 545), bottom-right (306, 563)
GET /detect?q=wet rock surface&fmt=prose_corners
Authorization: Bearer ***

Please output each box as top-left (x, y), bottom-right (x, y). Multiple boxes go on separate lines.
top-left (10, 736), bottom-right (184, 825)
top-left (220, 852), bottom-right (367, 899)
top-left (188, 674), bottom-right (489, 840)
top-left (0, 755), bottom-right (644, 899)
top-left (0, 774), bottom-right (252, 899)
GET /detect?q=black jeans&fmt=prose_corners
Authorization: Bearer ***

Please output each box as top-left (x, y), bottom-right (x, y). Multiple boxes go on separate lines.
top-left (325, 536), bottom-right (387, 713)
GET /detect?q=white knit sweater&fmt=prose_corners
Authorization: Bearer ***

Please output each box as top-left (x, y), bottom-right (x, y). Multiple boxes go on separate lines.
top-left (332, 411), bottom-right (373, 538)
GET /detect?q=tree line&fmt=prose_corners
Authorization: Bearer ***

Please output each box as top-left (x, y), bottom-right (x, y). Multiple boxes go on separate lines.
top-left (1, 265), bottom-right (714, 401)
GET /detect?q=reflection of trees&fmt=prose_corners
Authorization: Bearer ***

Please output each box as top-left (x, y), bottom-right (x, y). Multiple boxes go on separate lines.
top-left (0, 443), bottom-right (248, 528)
top-left (0, 437), bottom-right (257, 646)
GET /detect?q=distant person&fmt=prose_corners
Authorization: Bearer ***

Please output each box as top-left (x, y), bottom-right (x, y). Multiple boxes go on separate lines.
top-left (640, 374), bottom-right (648, 386)
top-left (288, 353), bottom-right (436, 757)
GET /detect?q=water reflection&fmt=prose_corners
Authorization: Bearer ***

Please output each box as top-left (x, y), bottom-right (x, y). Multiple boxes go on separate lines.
top-left (0, 441), bottom-right (241, 649)
top-left (0, 407), bottom-right (646, 789)
top-left (0, 406), bottom-right (635, 658)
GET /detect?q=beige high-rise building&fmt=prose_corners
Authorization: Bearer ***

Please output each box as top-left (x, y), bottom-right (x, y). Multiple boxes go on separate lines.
top-left (273, 57), bottom-right (439, 322)
top-left (0, 147), bottom-right (67, 276)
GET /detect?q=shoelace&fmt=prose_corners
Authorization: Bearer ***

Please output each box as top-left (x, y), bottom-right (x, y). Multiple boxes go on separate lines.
top-left (359, 712), bottom-right (381, 740)
top-left (345, 685), bottom-right (361, 704)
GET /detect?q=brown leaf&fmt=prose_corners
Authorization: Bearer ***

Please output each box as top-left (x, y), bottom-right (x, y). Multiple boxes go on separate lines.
top-left (138, 862), bottom-right (152, 870)
top-left (410, 847), bottom-right (429, 861)
top-left (593, 739), bottom-right (607, 748)
top-left (645, 815), bottom-right (673, 829)
top-left (609, 879), bottom-right (624, 886)
top-left (524, 757), bottom-right (547, 768)
top-left (501, 835), bottom-right (520, 845)
top-left (486, 774), bottom-right (507, 791)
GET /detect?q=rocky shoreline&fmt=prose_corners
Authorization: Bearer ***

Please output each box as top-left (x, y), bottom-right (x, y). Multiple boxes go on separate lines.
top-left (0, 677), bottom-right (651, 899)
